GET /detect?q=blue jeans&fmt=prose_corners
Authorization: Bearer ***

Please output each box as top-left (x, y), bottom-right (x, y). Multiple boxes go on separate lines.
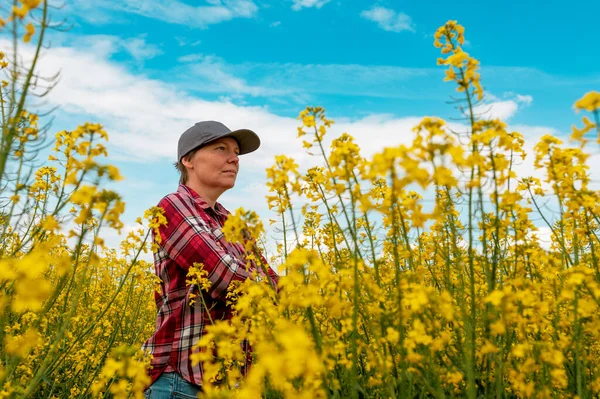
top-left (144, 372), bottom-right (203, 399)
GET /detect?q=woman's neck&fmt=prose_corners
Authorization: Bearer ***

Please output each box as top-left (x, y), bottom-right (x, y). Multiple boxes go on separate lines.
top-left (185, 182), bottom-right (222, 209)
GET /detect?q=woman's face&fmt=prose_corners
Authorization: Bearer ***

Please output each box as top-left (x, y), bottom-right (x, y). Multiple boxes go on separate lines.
top-left (182, 137), bottom-right (240, 194)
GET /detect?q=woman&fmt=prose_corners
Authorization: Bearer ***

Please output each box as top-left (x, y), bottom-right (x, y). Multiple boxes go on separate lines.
top-left (142, 121), bottom-right (279, 398)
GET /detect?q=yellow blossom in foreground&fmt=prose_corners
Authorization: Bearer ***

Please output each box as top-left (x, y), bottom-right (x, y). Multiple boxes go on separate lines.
top-left (574, 91), bottom-right (600, 112)
top-left (23, 23), bottom-right (34, 42)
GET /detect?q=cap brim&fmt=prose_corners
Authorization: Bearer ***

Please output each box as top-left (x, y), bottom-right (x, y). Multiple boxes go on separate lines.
top-left (222, 129), bottom-right (261, 155)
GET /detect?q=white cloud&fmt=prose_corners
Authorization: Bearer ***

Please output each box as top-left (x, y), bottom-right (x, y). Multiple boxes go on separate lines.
top-left (175, 37), bottom-right (202, 47)
top-left (472, 93), bottom-right (533, 121)
top-left (177, 59), bottom-right (440, 101)
top-left (177, 54), bottom-right (205, 63)
top-left (270, 21), bottom-right (282, 27)
top-left (515, 94), bottom-right (533, 105)
top-left (70, 0), bottom-right (259, 28)
top-left (291, 0), bottom-right (332, 11)
top-left (50, 33), bottom-right (162, 62)
top-left (53, 34), bottom-right (121, 58)
top-left (474, 100), bottom-right (519, 120)
top-left (122, 35), bottom-right (163, 61)
top-left (183, 54), bottom-right (291, 97)
top-left (361, 7), bottom-right (415, 33)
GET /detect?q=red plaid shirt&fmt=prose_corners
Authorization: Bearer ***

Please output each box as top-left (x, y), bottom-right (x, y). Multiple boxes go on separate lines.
top-left (142, 184), bottom-right (278, 386)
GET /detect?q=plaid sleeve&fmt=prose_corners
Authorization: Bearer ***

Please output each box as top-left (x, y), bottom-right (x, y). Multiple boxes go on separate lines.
top-left (158, 194), bottom-right (251, 300)
top-left (267, 264), bottom-right (279, 287)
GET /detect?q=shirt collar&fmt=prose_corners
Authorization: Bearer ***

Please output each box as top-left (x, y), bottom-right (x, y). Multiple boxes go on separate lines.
top-left (178, 184), bottom-right (229, 217)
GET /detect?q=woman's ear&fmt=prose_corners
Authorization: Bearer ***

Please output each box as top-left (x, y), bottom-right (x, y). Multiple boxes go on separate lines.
top-left (181, 156), bottom-right (194, 170)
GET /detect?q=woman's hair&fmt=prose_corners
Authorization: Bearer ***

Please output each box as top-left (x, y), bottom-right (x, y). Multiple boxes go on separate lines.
top-left (174, 147), bottom-right (200, 184)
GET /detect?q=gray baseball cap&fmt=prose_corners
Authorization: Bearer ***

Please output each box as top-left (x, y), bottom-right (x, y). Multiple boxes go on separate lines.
top-left (177, 121), bottom-right (260, 161)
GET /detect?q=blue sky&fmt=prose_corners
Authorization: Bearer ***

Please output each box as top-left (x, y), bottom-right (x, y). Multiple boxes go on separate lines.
top-left (12, 0), bottom-right (600, 250)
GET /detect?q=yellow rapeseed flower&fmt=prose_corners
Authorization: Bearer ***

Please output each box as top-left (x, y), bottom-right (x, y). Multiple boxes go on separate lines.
top-left (23, 23), bottom-right (35, 43)
top-left (574, 91), bottom-right (600, 112)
